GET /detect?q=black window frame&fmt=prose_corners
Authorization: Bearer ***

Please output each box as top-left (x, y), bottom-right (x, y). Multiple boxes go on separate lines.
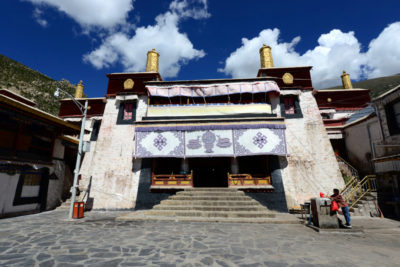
top-left (117, 101), bottom-right (137, 125)
top-left (385, 99), bottom-right (400, 136)
top-left (13, 167), bottom-right (49, 211)
top-left (280, 95), bottom-right (303, 118)
top-left (90, 120), bottom-right (102, 141)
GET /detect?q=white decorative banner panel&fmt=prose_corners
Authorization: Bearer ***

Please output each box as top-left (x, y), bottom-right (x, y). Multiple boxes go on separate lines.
top-left (146, 81), bottom-right (280, 98)
top-left (136, 131), bottom-right (184, 157)
top-left (185, 130), bottom-right (234, 157)
top-left (135, 128), bottom-right (287, 158)
top-left (147, 103), bottom-right (272, 117)
top-left (234, 128), bottom-right (286, 156)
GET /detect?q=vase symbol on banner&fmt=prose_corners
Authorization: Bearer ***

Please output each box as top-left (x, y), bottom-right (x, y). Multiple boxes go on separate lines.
top-left (253, 132), bottom-right (267, 149)
top-left (202, 131), bottom-right (216, 153)
top-left (153, 134), bottom-right (167, 151)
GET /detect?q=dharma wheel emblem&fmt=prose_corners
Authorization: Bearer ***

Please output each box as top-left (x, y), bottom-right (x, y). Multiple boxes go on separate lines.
top-left (124, 79), bottom-right (134, 90)
top-left (282, 73), bottom-right (294, 85)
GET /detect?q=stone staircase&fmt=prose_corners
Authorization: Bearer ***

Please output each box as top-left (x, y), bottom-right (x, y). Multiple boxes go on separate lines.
top-left (117, 188), bottom-right (300, 224)
top-left (347, 192), bottom-right (381, 217)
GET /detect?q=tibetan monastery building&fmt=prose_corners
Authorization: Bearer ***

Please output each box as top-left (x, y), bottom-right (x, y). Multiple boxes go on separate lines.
top-left (59, 45), bottom-right (344, 211)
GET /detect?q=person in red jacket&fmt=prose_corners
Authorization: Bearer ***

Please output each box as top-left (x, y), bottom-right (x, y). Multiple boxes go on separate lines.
top-left (330, 188), bottom-right (352, 228)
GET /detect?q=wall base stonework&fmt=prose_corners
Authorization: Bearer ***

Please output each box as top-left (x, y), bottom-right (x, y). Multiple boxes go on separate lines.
top-left (245, 156), bottom-right (288, 212)
top-left (135, 159), bottom-right (172, 210)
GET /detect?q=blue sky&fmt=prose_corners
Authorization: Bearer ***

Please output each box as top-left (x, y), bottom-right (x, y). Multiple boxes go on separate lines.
top-left (1, 0), bottom-right (400, 97)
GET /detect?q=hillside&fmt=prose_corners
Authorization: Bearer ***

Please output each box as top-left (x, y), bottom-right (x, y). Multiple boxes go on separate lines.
top-left (0, 54), bottom-right (81, 115)
top-left (327, 74), bottom-right (400, 99)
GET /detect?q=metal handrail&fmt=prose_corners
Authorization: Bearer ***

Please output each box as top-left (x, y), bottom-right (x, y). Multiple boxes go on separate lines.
top-left (336, 155), bottom-right (361, 199)
top-left (336, 155), bottom-right (359, 178)
top-left (343, 175), bottom-right (377, 209)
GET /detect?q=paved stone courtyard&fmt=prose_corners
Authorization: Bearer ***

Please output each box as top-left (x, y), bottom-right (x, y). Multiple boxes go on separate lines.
top-left (1, 210), bottom-right (400, 267)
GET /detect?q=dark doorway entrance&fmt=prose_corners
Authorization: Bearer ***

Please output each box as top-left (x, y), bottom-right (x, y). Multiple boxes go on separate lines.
top-left (190, 157), bottom-right (230, 187)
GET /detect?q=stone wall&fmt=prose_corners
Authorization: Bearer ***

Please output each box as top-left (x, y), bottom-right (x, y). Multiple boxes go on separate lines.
top-left (46, 139), bottom-right (69, 210)
top-left (343, 117), bottom-right (380, 174)
top-left (78, 95), bottom-right (148, 210)
top-left (374, 89), bottom-right (400, 158)
top-left (280, 90), bottom-right (345, 207)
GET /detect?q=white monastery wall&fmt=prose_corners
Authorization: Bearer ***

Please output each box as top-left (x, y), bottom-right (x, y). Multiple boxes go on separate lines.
top-left (46, 139), bottom-right (68, 210)
top-left (344, 117), bottom-right (380, 173)
top-left (79, 117), bottom-right (99, 190)
top-left (0, 138), bottom-right (72, 216)
top-left (0, 173), bottom-right (38, 215)
top-left (280, 90), bottom-right (344, 207)
top-left (78, 95), bottom-right (148, 210)
top-left (332, 110), bottom-right (353, 120)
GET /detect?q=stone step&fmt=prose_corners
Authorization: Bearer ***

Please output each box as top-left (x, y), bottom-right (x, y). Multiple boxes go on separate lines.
top-left (152, 205), bottom-right (268, 212)
top-left (160, 200), bottom-right (260, 206)
top-left (145, 210), bottom-right (275, 218)
top-left (176, 191), bottom-right (245, 196)
top-left (168, 195), bottom-right (252, 201)
top-left (183, 188), bottom-right (239, 192)
top-left (117, 212), bottom-right (300, 224)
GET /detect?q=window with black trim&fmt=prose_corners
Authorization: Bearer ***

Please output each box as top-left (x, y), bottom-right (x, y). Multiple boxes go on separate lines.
top-left (13, 167), bottom-right (49, 207)
top-left (117, 102), bottom-right (136, 124)
top-left (90, 120), bottom-right (101, 141)
top-left (385, 99), bottom-right (400, 135)
top-left (280, 95), bottom-right (302, 118)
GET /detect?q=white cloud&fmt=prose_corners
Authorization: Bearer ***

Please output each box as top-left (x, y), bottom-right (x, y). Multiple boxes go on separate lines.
top-left (83, 0), bottom-right (208, 78)
top-left (25, 0), bottom-right (133, 30)
top-left (169, 0), bottom-right (210, 19)
top-left (365, 22), bottom-right (400, 78)
top-left (220, 22), bottom-right (400, 88)
top-left (33, 7), bottom-right (48, 27)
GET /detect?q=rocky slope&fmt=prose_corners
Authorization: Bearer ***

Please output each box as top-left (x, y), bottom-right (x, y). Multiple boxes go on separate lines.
top-left (0, 54), bottom-right (80, 115)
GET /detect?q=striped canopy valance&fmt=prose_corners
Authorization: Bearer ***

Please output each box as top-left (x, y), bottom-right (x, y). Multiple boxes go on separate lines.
top-left (146, 81), bottom-right (280, 98)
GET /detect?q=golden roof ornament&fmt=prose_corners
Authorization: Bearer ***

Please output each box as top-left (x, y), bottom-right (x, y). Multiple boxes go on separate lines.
top-left (74, 80), bottom-right (84, 98)
top-left (341, 70), bottom-right (353, 89)
top-left (259, 44), bottom-right (274, 68)
top-left (282, 73), bottom-right (294, 85)
top-left (124, 78), bottom-right (134, 90)
top-left (146, 48), bottom-right (160, 73)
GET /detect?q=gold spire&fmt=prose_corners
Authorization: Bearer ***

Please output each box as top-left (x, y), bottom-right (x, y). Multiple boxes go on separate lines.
top-left (259, 44), bottom-right (274, 68)
top-left (74, 80), bottom-right (84, 98)
top-left (145, 48), bottom-right (160, 72)
top-left (341, 70), bottom-right (353, 89)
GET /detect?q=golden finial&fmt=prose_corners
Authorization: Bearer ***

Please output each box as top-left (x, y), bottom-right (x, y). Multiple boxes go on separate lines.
top-left (341, 70), bottom-right (353, 89)
top-left (75, 80), bottom-right (84, 98)
top-left (259, 44), bottom-right (274, 68)
top-left (146, 48), bottom-right (160, 72)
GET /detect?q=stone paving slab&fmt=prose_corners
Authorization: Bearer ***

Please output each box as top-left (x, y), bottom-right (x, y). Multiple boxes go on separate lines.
top-left (116, 211), bottom-right (300, 224)
top-left (0, 210), bottom-right (400, 266)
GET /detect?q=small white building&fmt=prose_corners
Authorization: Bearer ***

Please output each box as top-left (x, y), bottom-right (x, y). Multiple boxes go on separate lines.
top-left (336, 85), bottom-right (400, 218)
top-left (0, 89), bottom-right (80, 217)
